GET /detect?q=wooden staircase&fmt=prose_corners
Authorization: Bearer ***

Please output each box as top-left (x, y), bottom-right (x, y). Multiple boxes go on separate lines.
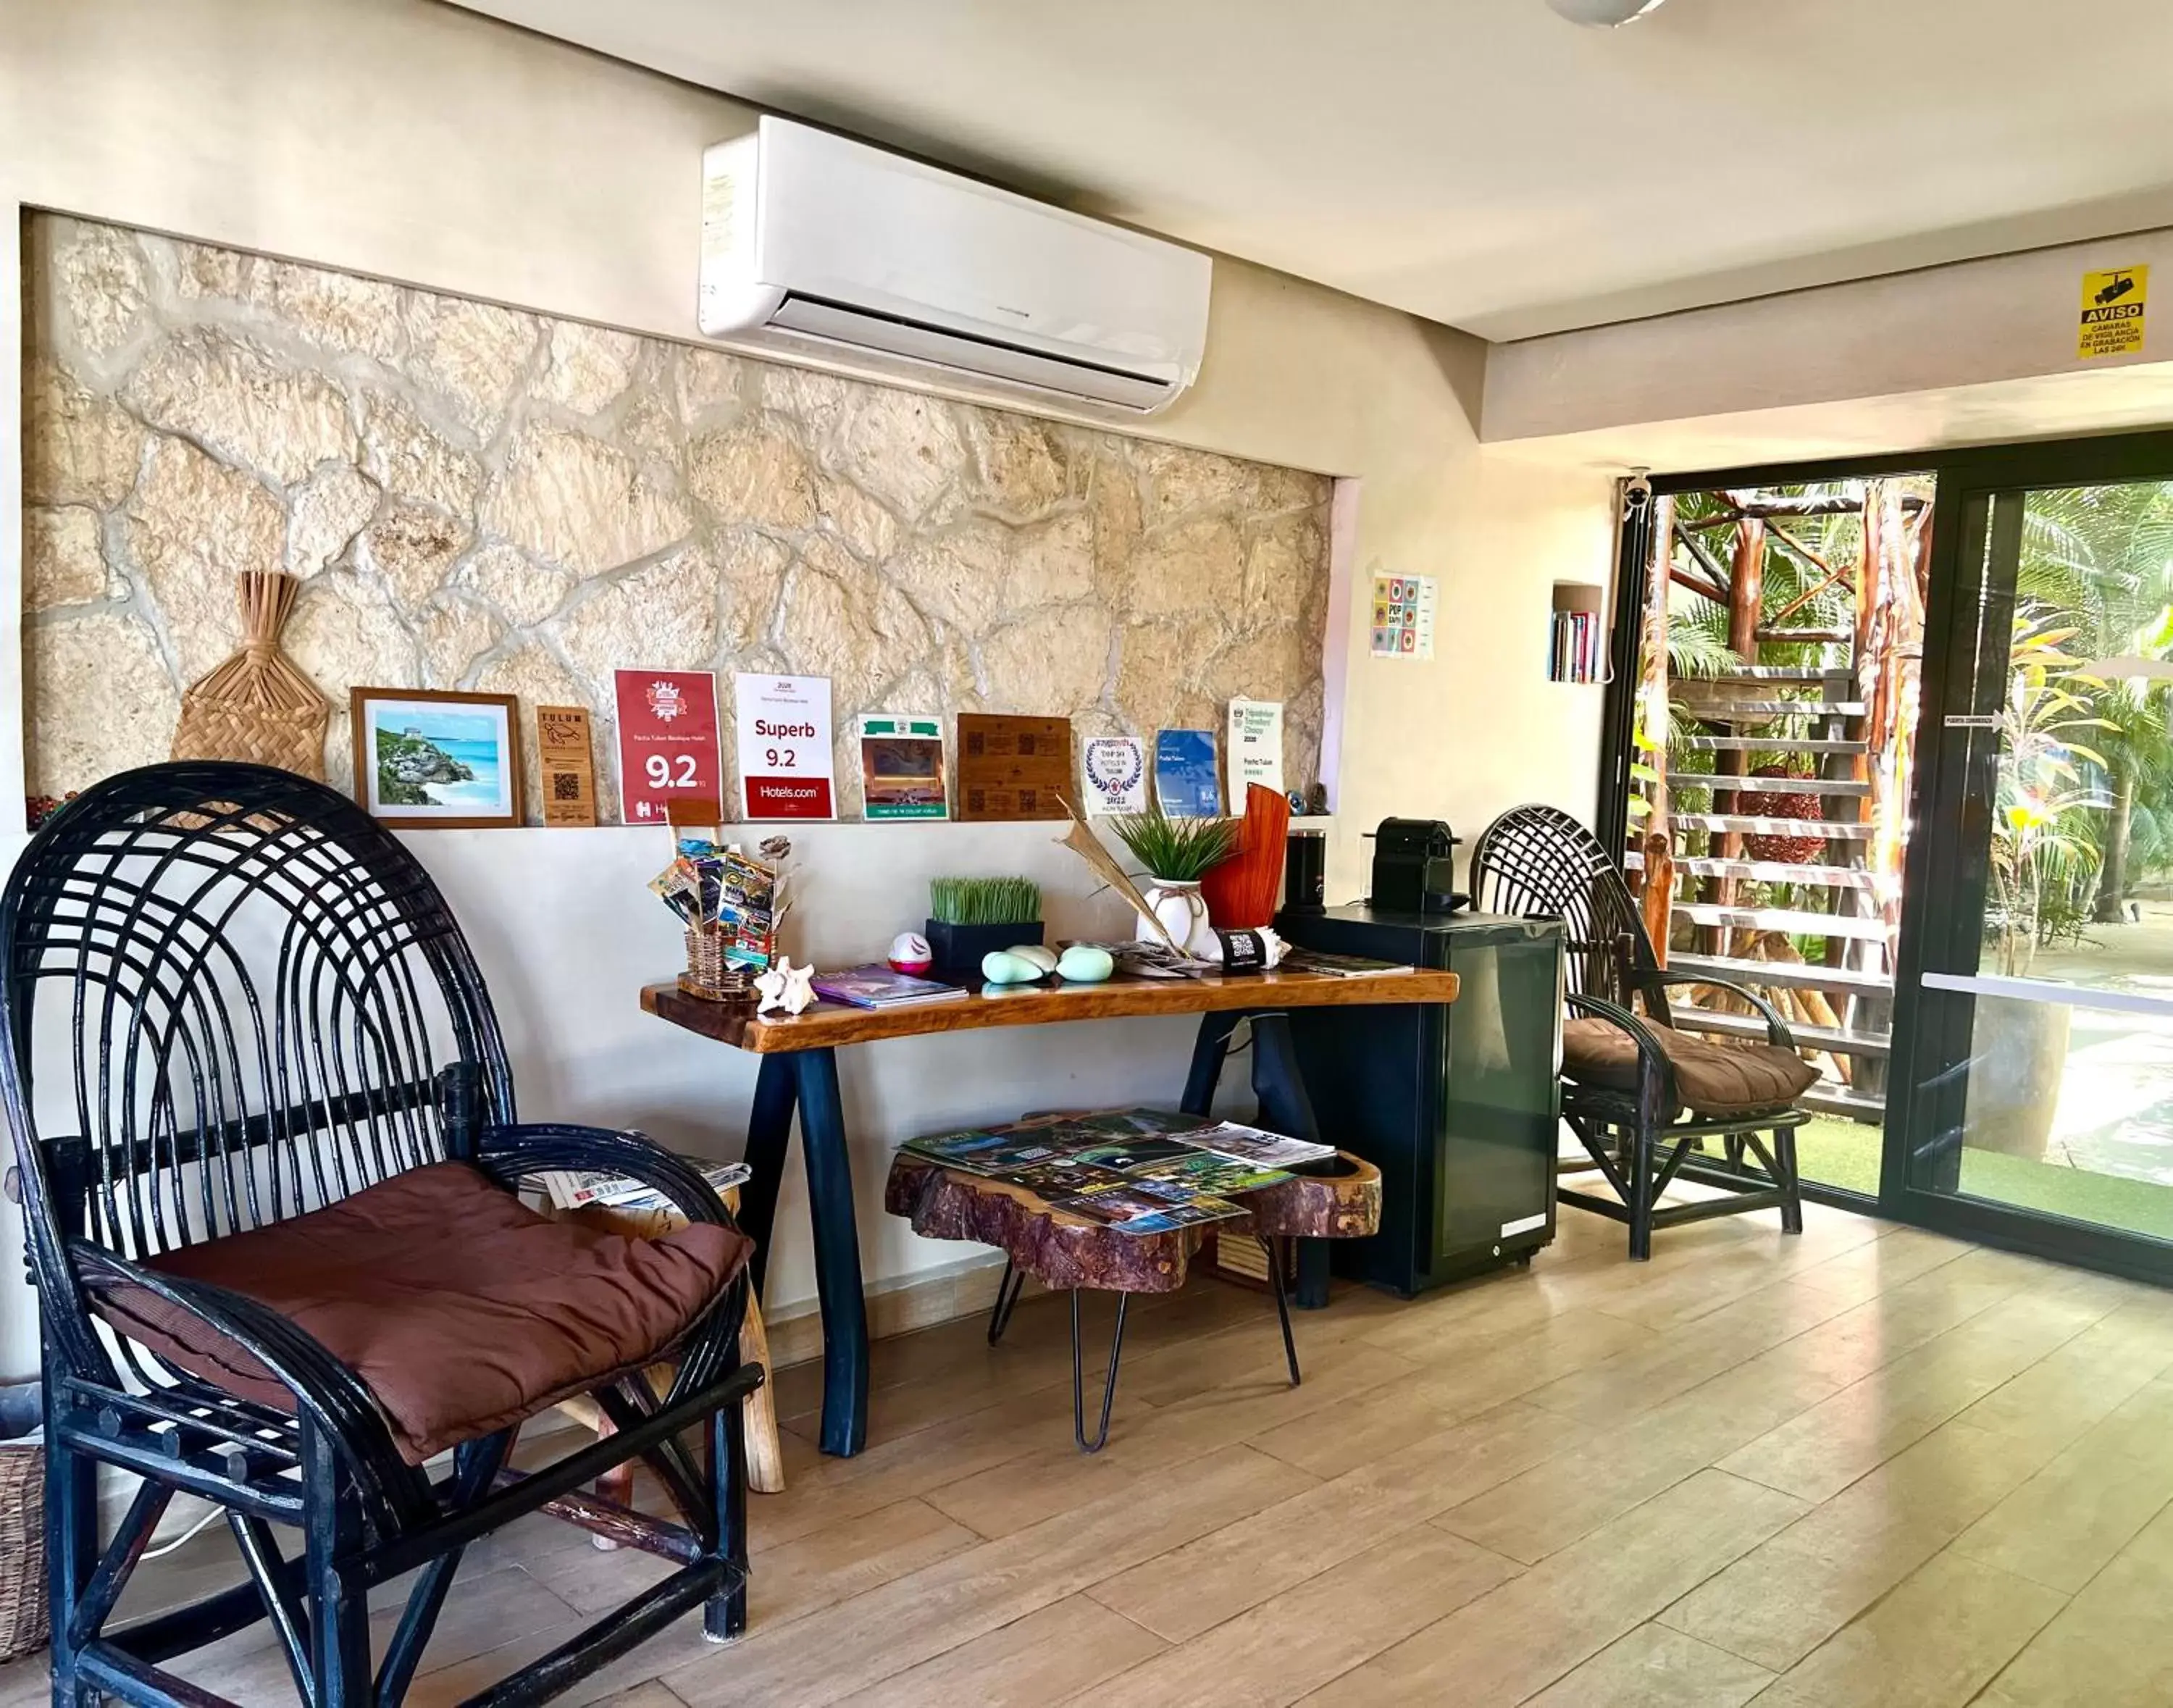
top-left (1634, 604), bottom-right (1904, 1130)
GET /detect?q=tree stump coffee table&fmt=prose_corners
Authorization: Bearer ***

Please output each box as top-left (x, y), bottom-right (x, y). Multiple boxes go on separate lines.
top-left (884, 1144), bottom-right (1383, 1450)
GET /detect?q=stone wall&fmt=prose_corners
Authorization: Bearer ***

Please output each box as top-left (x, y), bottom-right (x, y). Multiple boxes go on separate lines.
top-left (20, 215), bottom-right (1332, 819)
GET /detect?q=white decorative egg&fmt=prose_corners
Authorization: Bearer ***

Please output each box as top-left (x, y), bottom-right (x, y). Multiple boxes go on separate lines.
top-left (888, 931), bottom-right (933, 975)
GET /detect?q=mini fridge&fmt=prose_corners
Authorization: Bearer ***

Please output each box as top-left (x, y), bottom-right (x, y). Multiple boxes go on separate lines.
top-left (1278, 906), bottom-right (1563, 1294)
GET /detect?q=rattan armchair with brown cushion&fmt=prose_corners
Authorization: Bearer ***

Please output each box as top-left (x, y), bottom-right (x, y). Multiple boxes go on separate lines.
top-left (0, 763), bottom-right (763, 1707)
top-left (1470, 804), bottom-right (1810, 1259)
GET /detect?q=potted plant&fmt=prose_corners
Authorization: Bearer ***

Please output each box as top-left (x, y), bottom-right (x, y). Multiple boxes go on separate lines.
top-left (925, 876), bottom-right (1042, 981)
top-left (1108, 810), bottom-right (1239, 956)
top-left (1968, 619), bottom-right (2111, 1160)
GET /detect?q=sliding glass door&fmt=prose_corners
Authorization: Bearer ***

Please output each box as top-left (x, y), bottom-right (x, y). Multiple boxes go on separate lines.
top-left (1893, 446), bottom-right (2173, 1278)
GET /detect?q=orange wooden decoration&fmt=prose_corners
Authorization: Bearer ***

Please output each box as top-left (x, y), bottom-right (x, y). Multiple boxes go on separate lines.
top-left (1202, 784), bottom-right (1291, 929)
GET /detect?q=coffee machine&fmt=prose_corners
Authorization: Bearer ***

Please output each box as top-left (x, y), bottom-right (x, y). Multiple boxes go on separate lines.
top-left (1367, 818), bottom-right (1462, 913)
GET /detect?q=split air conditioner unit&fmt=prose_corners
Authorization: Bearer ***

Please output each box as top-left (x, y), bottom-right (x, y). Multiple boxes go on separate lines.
top-left (698, 117), bottom-right (1212, 415)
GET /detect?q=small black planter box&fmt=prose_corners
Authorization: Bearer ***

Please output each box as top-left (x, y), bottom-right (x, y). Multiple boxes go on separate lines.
top-left (925, 919), bottom-right (1043, 981)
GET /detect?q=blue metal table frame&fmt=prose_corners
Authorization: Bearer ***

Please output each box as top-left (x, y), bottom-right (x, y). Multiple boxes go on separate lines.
top-left (642, 968), bottom-right (1460, 1457)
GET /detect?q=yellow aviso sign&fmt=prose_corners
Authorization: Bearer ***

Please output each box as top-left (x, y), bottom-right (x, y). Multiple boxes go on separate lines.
top-left (2079, 266), bottom-right (2148, 359)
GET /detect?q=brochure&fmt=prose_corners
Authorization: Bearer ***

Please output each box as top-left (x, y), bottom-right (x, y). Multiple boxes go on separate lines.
top-left (1132, 1152), bottom-right (1290, 1197)
top-left (1053, 1181), bottom-right (1245, 1234)
top-left (810, 963), bottom-right (966, 1009)
top-left (900, 1126), bottom-right (1010, 1165)
top-left (1068, 1136), bottom-right (1207, 1173)
top-left (985, 1157), bottom-right (1132, 1195)
top-left (1172, 1119), bottom-right (1337, 1170)
top-left (1276, 946), bottom-right (1416, 979)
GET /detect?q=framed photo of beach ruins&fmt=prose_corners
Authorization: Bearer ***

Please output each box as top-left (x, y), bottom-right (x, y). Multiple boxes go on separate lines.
top-left (349, 687), bottom-right (525, 829)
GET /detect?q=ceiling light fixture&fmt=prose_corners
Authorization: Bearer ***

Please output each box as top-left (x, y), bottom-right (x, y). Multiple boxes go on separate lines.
top-left (1546, 0), bottom-right (1670, 25)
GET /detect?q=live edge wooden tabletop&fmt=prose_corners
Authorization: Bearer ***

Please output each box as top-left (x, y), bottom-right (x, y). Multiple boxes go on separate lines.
top-left (640, 966), bottom-right (1461, 1052)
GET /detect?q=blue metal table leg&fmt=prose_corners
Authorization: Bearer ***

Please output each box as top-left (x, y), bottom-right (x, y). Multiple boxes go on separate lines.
top-left (736, 1053), bottom-right (798, 1299)
top-left (1181, 1011), bottom-right (1242, 1117)
top-left (1250, 1012), bottom-right (1333, 1309)
top-left (791, 1047), bottom-right (871, 1456)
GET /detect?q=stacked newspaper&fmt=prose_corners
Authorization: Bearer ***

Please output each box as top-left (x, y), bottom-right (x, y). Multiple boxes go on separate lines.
top-left (540, 1154), bottom-right (752, 1214)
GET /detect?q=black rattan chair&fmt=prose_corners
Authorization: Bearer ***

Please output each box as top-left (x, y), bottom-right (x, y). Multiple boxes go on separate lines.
top-left (1468, 805), bottom-right (1812, 1260)
top-left (1, 763), bottom-right (762, 1706)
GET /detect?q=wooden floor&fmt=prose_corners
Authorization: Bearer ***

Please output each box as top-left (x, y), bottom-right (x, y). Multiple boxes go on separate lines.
top-left (10, 1198), bottom-right (2173, 1705)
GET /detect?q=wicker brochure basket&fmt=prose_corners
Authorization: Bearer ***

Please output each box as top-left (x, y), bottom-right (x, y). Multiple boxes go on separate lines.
top-left (0, 1443), bottom-right (47, 1663)
top-left (680, 924), bottom-right (755, 1003)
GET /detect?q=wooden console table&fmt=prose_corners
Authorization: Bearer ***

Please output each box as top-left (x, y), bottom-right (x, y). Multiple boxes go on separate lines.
top-left (640, 966), bottom-right (1460, 1457)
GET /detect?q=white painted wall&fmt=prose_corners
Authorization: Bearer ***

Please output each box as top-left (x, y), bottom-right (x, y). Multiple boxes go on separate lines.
top-left (1486, 228), bottom-right (2173, 467)
top-left (0, 0), bottom-right (1616, 1377)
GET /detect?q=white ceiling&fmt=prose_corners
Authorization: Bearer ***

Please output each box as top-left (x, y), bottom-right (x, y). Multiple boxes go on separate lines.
top-left (456, 0), bottom-right (2173, 343)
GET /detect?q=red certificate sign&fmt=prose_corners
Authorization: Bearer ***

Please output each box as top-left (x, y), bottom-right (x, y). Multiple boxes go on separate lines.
top-left (614, 669), bottom-right (723, 826)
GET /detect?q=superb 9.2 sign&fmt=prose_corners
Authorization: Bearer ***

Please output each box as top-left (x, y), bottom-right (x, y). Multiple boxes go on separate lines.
top-left (734, 674), bottom-right (837, 820)
top-left (614, 669), bottom-right (723, 826)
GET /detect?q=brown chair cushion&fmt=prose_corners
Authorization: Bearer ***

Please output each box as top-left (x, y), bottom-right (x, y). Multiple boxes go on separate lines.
top-left (96, 1161), bottom-right (752, 1464)
top-left (1562, 1016), bottom-right (1818, 1118)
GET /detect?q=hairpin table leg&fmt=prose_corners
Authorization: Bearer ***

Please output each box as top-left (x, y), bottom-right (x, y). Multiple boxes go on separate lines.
top-left (1261, 1236), bottom-right (1301, 1386)
top-left (1071, 1290), bottom-right (1131, 1454)
top-left (987, 1260), bottom-right (1025, 1346)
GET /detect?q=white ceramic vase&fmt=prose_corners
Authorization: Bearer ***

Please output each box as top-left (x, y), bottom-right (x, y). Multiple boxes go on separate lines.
top-left (1136, 879), bottom-right (1216, 957)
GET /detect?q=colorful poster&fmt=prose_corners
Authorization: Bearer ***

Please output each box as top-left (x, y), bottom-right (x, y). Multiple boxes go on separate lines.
top-left (2079, 264), bottom-right (2148, 360)
top-left (734, 673), bottom-right (836, 820)
top-left (857, 713), bottom-right (947, 820)
top-left (1225, 699), bottom-right (1284, 803)
top-left (1155, 728), bottom-right (1221, 818)
top-left (1082, 735), bottom-right (1149, 816)
top-left (613, 669), bottom-right (722, 827)
top-left (1370, 572), bottom-right (1437, 660)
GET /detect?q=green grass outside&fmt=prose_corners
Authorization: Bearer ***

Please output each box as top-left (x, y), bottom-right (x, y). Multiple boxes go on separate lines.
top-left (1792, 1115), bottom-right (2173, 1242)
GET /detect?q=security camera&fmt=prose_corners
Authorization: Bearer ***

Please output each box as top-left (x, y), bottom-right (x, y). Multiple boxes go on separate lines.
top-left (1546, 0), bottom-right (1670, 25)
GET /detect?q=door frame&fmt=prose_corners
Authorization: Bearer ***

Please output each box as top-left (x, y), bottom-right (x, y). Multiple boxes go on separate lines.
top-left (1599, 429), bottom-right (2173, 1285)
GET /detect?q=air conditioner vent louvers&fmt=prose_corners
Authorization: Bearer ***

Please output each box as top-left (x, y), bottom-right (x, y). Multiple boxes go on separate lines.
top-left (698, 117), bottom-right (1209, 416)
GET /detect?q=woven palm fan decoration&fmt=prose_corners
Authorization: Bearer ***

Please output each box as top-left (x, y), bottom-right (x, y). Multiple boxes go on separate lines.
top-left (169, 571), bottom-right (329, 779)
top-left (1742, 760), bottom-right (1825, 863)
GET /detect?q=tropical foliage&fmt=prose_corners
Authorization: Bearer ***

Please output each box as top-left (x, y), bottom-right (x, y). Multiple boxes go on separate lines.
top-left (2012, 480), bottom-right (2173, 929)
top-left (1985, 616), bottom-right (2113, 974)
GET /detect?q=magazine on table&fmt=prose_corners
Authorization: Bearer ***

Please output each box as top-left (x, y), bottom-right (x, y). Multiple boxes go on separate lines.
top-left (1276, 946), bottom-right (1415, 979)
top-left (1131, 1151), bottom-right (1290, 1197)
top-left (1171, 1118), bottom-right (1337, 1169)
top-left (1068, 1136), bottom-right (1206, 1173)
top-left (809, 963), bottom-right (967, 1009)
top-left (984, 1157), bottom-right (1132, 1195)
top-left (902, 1108), bottom-right (1325, 1184)
top-left (900, 1127), bottom-right (1041, 1170)
top-left (540, 1154), bottom-right (751, 1213)
top-left (1052, 1180), bottom-right (1246, 1234)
